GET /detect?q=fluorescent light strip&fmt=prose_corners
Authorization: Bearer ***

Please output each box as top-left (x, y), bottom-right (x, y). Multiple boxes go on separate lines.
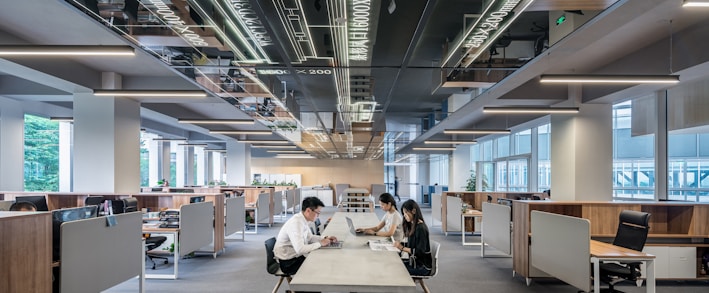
top-left (424, 140), bottom-right (477, 145)
top-left (540, 74), bottom-right (680, 84)
top-left (444, 129), bottom-right (511, 135)
top-left (210, 130), bottom-right (272, 135)
top-left (483, 107), bottom-right (580, 114)
top-left (178, 143), bottom-right (208, 146)
top-left (413, 147), bottom-right (457, 151)
top-left (250, 145), bottom-right (298, 149)
top-left (683, 0), bottom-right (709, 7)
top-left (267, 150), bottom-right (306, 153)
top-left (49, 117), bottom-right (73, 122)
top-left (240, 140), bottom-right (290, 144)
top-left (94, 90), bottom-right (207, 97)
top-left (0, 45), bottom-right (134, 56)
top-left (178, 119), bottom-right (254, 125)
top-left (276, 154), bottom-right (315, 159)
top-left (204, 149), bottom-right (226, 152)
top-left (152, 138), bottom-right (187, 141)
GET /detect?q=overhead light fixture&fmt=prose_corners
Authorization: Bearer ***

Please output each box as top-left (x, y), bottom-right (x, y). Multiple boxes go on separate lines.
top-left (276, 154), bottom-right (315, 159)
top-left (483, 107), bottom-right (580, 114)
top-left (267, 150), bottom-right (306, 153)
top-left (250, 145), bottom-right (298, 149)
top-left (0, 45), bottom-right (135, 56)
top-left (152, 138), bottom-right (187, 141)
top-left (240, 140), bottom-right (290, 144)
top-left (412, 147), bottom-right (457, 151)
top-left (424, 140), bottom-right (477, 145)
top-left (178, 143), bottom-right (209, 147)
top-left (210, 130), bottom-right (272, 135)
top-left (539, 74), bottom-right (680, 84)
top-left (94, 90), bottom-right (207, 97)
top-left (444, 129), bottom-right (510, 135)
top-left (204, 149), bottom-right (226, 152)
top-left (179, 119), bottom-right (254, 125)
top-left (683, 0), bottom-right (709, 7)
top-left (49, 117), bottom-right (73, 122)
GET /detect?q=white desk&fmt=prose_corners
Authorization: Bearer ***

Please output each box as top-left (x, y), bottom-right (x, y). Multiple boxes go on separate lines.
top-left (461, 209), bottom-right (483, 246)
top-left (289, 212), bottom-right (417, 292)
top-left (143, 227), bottom-right (180, 279)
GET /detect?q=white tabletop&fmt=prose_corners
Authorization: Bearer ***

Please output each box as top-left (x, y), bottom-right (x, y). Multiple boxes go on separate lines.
top-left (289, 212), bottom-right (417, 292)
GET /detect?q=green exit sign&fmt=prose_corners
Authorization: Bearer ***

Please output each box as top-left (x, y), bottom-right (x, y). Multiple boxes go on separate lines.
top-left (556, 14), bottom-right (566, 25)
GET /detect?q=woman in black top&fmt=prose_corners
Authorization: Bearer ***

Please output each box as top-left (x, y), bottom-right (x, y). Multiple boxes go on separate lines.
top-left (394, 199), bottom-right (432, 275)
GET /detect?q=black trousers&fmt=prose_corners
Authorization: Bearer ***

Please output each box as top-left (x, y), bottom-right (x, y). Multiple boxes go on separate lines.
top-left (279, 255), bottom-right (306, 275)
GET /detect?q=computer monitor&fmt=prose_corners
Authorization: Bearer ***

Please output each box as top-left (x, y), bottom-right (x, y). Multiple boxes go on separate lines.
top-left (51, 206), bottom-right (98, 261)
top-left (0, 200), bottom-right (14, 211)
top-left (190, 196), bottom-right (205, 203)
top-left (15, 195), bottom-right (49, 211)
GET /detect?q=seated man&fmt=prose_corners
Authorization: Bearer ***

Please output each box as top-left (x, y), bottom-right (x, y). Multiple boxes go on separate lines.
top-left (274, 197), bottom-right (337, 275)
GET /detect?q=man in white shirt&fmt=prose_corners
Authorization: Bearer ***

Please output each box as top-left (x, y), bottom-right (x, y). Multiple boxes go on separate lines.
top-left (274, 196), bottom-right (338, 275)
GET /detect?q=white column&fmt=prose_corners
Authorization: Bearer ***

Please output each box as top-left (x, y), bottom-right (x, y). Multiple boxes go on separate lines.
top-left (58, 121), bottom-right (72, 192)
top-left (161, 142), bottom-right (171, 185)
top-left (176, 144), bottom-right (186, 187)
top-left (0, 97), bottom-right (24, 191)
top-left (206, 151), bottom-right (215, 184)
top-left (226, 140), bottom-right (251, 185)
top-left (551, 103), bottom-right (613, 201)
top-left (185, 146), bottom-right (195, 186)
top-left (73, 73), bottom-right (141, 193)
top-left (148, 138), bottom-right (160, 187)
top-left (451, 144), bottom-right (472, 191)
top-left (196, 147), bottom-right (206, 186)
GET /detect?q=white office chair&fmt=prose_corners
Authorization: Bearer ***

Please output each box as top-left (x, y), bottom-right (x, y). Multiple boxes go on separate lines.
top-left (411, 240), bottom-right (440, 293)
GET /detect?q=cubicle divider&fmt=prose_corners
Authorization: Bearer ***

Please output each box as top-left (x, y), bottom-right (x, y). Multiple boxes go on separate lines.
top-left (481, 202), bottom-right (512, 257)
top-left (273, 191), bottom-right (285, 221)
top-left (225, 196), bottom-right (245, 241)
top-left (445, 196), bottom-right (463, 235)
top-left (60, 212), bottom-right (144, 293)
top-left (431, 193), bottom-right (441, 229)
top-left (285, 189), bottom-right (296, 214)
top-left (180, 202), bottom-right (215, 257)
top-left (530, 211), bottom-right (590, 292)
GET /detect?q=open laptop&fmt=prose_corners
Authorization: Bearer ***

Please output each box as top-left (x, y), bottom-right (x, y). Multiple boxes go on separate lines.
top-left (346, 217), bottom-right (365, 236)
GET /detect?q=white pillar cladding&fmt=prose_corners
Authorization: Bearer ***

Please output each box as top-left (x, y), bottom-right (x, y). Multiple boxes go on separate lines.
top-left (176, 144), bottom-right (187, 187)
top-left (185, 145), bottom-right (195, 186)
top-left (226, 140), bottom-right (250, 185)
top-left (58, 121), bottom-right (72, 192)
top-left (451, 144), bottom-right (472, 191)
top-left (0, 97), bottom-right (25, 191)
top-left (148, 138), bottom-right (160, 187)
top-left (161, 142), bottom-right (171, 185)
top-left (73, 73), bottom-right (141, 193)
top-left (551, 103), bottom-right (613, 201)
top-left (206, 151), bottom-right (215, 184)
top-left (196, 147), bottom-right (206, 186)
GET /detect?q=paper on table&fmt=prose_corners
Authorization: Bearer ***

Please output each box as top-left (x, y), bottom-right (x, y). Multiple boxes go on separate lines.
top-left (368, 240), bottom-right (399, 252)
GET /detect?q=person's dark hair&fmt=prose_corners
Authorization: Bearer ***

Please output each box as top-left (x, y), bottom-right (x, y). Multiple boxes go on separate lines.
top-left (400, 199), bottom-right (426, 237)
top-left (379, 193), bottom-right (397, 210)
top-left (9, 201), bottom-right (37, 211)
top-left (301, 196), bottom-right (325, 212)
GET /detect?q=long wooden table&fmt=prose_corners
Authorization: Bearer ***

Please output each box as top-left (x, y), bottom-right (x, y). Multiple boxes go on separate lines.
top-left (591, 240), bottom-right (655, 293)
top-left (288, 212), bottom-right (417, 292)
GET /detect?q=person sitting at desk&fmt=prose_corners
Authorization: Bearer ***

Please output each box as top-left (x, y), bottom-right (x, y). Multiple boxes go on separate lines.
top-left (9, 201), bottom-right (37, 211)
top-left (274, 196), bottom-right (338, 275)
top-left (356, 193), bottom-right (403, 240)
top-left (394, 199), bottom-right (432, 276)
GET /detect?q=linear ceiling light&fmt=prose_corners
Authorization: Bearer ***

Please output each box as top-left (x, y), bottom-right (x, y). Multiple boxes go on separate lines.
top-left (683, 0), bottom-right (709, 7)
top-left (250, 145), bottom-right (298, 149)
top-left (152, 138), bottom-right (187, 141)
top-left (443, 129), bottom-right (511, 135)
top-left (94, 90), bottom-right (207, 97)
top-left (424, 140), bottom-right (477, 145)
top-left (483, 107), bottom-right (580, 114)
top-left (49, 117), bottom-right (73, 122)
top-left (540, 74), bottom-right (680, 84)
top-left (412, 147), bottom-right (457, 151)
top-left (275, 154), bottom-right (315, 159)
top-left (0, 45), bottom-right (135, 56)
top-left (267, 150), bottom-right (306, 153)
top-left (210, 130), bottom-right (272, 135)
top-left (178, 143), bottom-right (208, 146)
top-left (204, 149), bottom-right (226, 152)
top-left (179, 119), bottom-right (254, 125)
top-left (240, 140), bottom-right (290, 144)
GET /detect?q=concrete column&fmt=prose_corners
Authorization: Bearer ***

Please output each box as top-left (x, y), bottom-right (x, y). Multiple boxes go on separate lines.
top-left (451, 144), bottom-right (472, 191)
top-left (551, 103), bottom-right (613, 201)
top-left (160, 142), bottom-right (171, 185)
top-left (58, 121), bottom-right (72, 192)
top-left (148, 138), bottom-right (160, 187)
top-left (176, 144), bottom-right (186, 187)
top-left (196, 147), bottom-right (205, 186)
top-left (0, 97), bottom-right (24, 191)
top-left (226, 140), bottom-right (250, 185)
top-left (206, 151), bottom-right (214, 184)
top-left (185, 146), bottom-right (195, 186)
top-left (73, 73), bottom-right (140, 193)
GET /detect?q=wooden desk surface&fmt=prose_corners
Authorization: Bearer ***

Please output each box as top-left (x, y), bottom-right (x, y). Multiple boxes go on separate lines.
top-left (590, 240), bottom-right (655, 259)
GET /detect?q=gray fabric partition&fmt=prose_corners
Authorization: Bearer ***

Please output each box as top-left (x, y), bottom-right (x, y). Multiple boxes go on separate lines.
top-left (179, 202), bottom-right (214, 257)
top-left (225, 196), bottom-right (245, 237)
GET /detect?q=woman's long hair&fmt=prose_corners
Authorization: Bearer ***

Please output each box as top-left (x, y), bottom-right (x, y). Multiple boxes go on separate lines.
top-left (401, 199), bottom-right (425, 237)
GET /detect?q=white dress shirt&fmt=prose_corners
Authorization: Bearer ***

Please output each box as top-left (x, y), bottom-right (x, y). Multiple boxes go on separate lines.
top-left (274, 212), bottom-right (324, 260)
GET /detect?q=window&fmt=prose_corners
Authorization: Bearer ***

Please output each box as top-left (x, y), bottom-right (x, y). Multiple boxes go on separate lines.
top-left (24, 115), bottom-right (60, 191)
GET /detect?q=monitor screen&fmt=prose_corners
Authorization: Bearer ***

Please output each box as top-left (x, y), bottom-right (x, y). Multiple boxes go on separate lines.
top-left (190, 196), bottom-right (205, 203)
top-left (52, 206), bottom-right (98, 261)
top-left (15, 195), bottom-right (49, 211)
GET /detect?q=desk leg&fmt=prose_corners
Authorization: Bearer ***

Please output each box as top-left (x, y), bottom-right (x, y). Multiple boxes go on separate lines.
top-left (592, 257), bottom-right (600, 293)
top-left (646, 259), bottom-right (655, 293)
top-left (145, 230), bottom-right (179, 280)
top-left (140, 239), bottom-right (145, 293)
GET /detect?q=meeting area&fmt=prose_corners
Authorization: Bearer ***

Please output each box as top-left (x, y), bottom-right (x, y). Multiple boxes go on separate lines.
top-left (2, 0), bottom-right (709, 292)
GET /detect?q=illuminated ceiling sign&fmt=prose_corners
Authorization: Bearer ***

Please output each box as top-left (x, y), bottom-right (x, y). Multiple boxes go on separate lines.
top-left (145, 0), bottom-right (210, 47)
top-left (349, 0), bottom-right (373, 61)
top-left (443, 0), bottom-right (534, 68)
top-left (229, 0), bottom-right (274, 46)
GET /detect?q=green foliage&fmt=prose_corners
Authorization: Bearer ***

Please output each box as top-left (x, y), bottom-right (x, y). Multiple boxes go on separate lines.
top-left (24, 115), bottom-right (59, 191)
top-left (465, 170), bottom-right (488, 192)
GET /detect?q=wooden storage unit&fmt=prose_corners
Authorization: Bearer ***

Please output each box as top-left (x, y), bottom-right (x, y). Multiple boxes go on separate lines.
top-left (512, 201), bottom-right (709, 281)
top-left (0, 212), bottom-right (52, 293)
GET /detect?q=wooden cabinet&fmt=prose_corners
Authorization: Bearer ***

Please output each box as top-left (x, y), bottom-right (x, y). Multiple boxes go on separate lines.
top-left (0, 212), bottom-right (52, 293)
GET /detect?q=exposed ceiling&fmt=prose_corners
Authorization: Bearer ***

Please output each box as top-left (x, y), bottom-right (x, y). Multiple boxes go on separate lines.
top-left (1, 0), bottom-right (709, 161)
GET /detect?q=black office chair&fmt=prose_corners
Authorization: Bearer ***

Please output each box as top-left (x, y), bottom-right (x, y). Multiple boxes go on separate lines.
top-left (123, 197), bottom-right (139, 212)
top-left (145, 235), bottom-right (168, 269)
top-left (598, 210), bottom-right (651, 292)
top-left (264, 237), bottom-right (291, 293)
top-left (84, 196), bottom-right (104, 215)
top-left (411, 240), bottom-right (441, 293)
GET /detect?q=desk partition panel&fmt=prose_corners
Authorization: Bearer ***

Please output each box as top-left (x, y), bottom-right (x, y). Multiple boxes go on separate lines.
top-left (225, 196), bottom-right (245, 238)
top-left (179, 202), bottom-right (214, 257)
top-left (431, 193), bottom-right (441, 228)
top-left (482, 202), bottom-right (512, 255)
top-left (530, 211), bottom-right (591, 292)
top-left (60, 212), bottom-right (143, 293)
